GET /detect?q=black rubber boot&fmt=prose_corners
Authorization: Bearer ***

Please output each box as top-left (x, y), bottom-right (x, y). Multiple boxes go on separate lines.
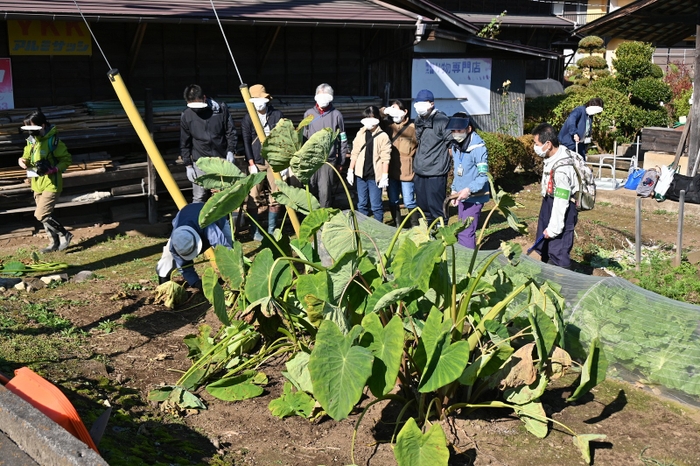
top-left (40, 223), bottom-right (59, 253)
top-left (44, 216), bottom-right (72, 251)
top-left (408, 213), bottom-right (421, 228)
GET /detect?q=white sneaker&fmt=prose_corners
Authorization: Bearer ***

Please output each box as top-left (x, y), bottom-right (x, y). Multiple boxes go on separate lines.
top-left (253, 231), bottom-right (264, 242)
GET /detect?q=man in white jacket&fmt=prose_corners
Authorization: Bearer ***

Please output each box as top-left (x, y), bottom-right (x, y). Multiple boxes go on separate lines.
top-left (532, 123), bottom-right (580, 269)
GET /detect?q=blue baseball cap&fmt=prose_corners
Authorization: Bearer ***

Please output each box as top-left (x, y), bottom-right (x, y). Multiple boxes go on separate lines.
top-left (415, 89), bottom-right (434, 102)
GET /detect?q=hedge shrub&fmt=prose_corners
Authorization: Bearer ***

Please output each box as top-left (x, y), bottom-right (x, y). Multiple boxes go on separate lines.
top-left (477, 130), bottom-right (511, 181)
top-left (629, 77), bottom-right (672, 109)
top-left (524, 94), bottom-right (567, 134)
top-left (613, 41), bottom-right (655, 84)
top-left (517, 134), bottom-right (542, 175)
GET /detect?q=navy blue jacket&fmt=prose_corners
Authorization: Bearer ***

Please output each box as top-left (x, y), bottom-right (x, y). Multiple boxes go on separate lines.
top-left (558, 105), bottom-right (592, 156)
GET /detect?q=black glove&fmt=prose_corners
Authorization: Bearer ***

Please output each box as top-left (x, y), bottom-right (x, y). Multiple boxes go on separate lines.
top-left (158, 276), bottom-right (170, 285)
top-left (35, 159), bottom-right (52, 176)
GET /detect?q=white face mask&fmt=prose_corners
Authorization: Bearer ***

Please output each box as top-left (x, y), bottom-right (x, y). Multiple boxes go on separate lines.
top-left (452, 132), bottom-right (467, 143)
top-left (315, 94), bottom-right (333, 108)
top-left (533, 142), bottom-right (549, 157)
top-left (586, 105), bottom-right (603, 116)
top-left (392, 115), bottom-right (404, 124)
top-left (250, 97), bottom-right (269, 111)
top-left (361, 118), bottom-right (379, 130)
top-left (414, 102), bottom-right (432, 116)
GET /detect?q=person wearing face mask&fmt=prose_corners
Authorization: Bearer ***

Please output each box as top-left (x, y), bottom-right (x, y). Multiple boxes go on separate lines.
top-left (446, 113), bottom-right (490, 249)
top-left (412, 89), bottom-right (453, 224)
top-left (241, 84), bottom-right (284, 241)
top-left (532, 123), bottom-right (580, 269)
top-left (17, 110), bottom-right (73, 253)
top-left (302, 83), bottom-right (349, 208)
top-left (180, 84), bottom-right (238, 203)
top-left (557, 97), bottom-right (604, 160)
top-left (381, 100), bottom-right (419, 228)
top-left (346, 106), bottom-right (391, 222)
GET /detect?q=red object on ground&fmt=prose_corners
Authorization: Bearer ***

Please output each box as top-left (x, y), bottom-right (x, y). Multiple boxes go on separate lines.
top-left (2, 367), bottom-right (100, 453)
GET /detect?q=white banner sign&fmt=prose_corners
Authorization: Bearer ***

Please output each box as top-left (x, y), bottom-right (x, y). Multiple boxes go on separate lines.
top-left (411, 58), bottom-right (492, 117)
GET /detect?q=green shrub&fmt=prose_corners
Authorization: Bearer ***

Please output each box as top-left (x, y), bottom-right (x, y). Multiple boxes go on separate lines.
top-left (517, 134), bottom-right (542, 175)
top-left (672, 88), bottom-right (693, 119)
top-left (577, 56), bottom-right (608, 69)
top-left (579, 35), bottom-right (604, 50)
top-left (650, 64), bottom-right (664, 79)
top-left (565, 84), bottom-right (585, 94)
top-left (589, 76), bottom-right (626, 94)
top-left (629, 77), bottom-right (672, 109)
top-left (497, 132), bottom-right (526, 173)
top-left (524, 94), bottom-right (567, 134)
top-left (477, 130), bottom-right (510, 181)
top-left (613, 41), bottom-right (655, 84)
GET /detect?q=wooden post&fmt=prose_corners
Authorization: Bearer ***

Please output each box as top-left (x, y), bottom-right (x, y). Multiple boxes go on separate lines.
top-left (687, 16), bottom-right (700, 174)
top-left (145, 88), bottom-right (158, 224)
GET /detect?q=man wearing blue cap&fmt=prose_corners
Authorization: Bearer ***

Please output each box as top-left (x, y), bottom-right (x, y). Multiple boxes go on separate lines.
top-left (412, 89), bottom-right (453, 224)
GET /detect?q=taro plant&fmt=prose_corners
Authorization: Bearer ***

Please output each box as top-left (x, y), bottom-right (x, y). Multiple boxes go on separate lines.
top-left (149, 116), bottom-right (608, 465)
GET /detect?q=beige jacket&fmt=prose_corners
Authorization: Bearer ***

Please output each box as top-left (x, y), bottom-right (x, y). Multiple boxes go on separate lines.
top-left (382, 120), bottom-right (417, 182)
top-left (350, 127), bottom-right (391, 183)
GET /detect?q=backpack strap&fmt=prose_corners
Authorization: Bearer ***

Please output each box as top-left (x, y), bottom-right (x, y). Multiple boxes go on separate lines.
top-left (357, 130), bottom-right (385, 154)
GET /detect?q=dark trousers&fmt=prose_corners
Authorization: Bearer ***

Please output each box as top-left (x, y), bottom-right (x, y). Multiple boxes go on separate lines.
top-left (534, 196), bottom-right (578, 269)
top-left (310, 163), bottom-right (337, 208)
top-left (414, 174), bottom-right (447, 224)
top-left (356, 176), bottom-right (384, 222)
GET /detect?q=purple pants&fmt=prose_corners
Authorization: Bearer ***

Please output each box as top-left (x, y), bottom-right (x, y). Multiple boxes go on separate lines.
top-left (457, 202), bottom-right (483, 249)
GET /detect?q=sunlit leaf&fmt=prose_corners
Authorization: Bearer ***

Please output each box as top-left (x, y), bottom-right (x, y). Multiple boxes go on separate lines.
top-left (199, 173), bottom-right (266, 228)
top-left (567, 338), bottom-right (608, 402)
top-left (203, 267), bottom-right (228, 326)
top-left (289, 128), bottom-right (337, 185)
top-left (272, 180), bottom-right (321, 215)
top-left (573, 434), bottom-right (607, 464)
top-left (268, 382), bottom-right (315, 419)
top-left (394, 418), bottom-right (449, 466)
top-left (361, 314), bottom-right (404, 397)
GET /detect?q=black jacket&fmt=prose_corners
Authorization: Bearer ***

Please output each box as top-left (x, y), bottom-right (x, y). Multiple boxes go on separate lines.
top-left (241, 106), bottom-right (284, 165)
top-left (180, 98), bottom-right (237, 166)
top-left (413, 110), bottom-right (453, 177)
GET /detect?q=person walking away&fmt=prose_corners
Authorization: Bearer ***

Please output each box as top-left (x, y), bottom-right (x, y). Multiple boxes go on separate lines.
top-left (156, 203), bottom-right (233, 289)
top-left (303, 83), bottom-right (348, 208)
top-left (346, 106), bottom-right (391, 222)
top-left (181, 84), bottom-right (238, 203)
top-left (381, 99), bottom-right (419, 228)
top-left (532, 123), bottom-right (580, 269)
top-left (412, 89), bottom-right (453, 225)
top-left (558, 97), bottom-right (603, 160)
top-left (447, 113), bottom-right (490, 249)
top-left (241, 84), bottom-right (284, 241)
top-left (18, 110), bottom-right (73, 253)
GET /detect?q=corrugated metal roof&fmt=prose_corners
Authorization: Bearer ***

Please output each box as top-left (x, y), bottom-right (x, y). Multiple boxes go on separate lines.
top-left (575, 0), bottom-right (697, 46)
top-left (0, 0), bottom-right (427, 28)
top-left (455, 13), bottom-right (574, 29)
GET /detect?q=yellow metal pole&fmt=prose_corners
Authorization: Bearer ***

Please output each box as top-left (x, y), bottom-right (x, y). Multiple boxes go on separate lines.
top-left (107, 69), bottom-right (216, 262)
top-left (239, 83), bottom-right (301, 237)
top-left (107, 69), bottom-right (187, 209)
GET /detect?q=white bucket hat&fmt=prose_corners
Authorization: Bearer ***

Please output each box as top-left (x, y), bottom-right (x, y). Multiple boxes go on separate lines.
top-left (171, 226), bottom-right (202, 261)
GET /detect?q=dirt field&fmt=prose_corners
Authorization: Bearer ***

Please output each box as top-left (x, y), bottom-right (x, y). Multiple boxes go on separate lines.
top-left (1, 180), bottom-right (700, 465)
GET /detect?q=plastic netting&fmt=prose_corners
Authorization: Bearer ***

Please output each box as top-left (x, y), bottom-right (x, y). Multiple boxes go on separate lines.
top-left (352, 213), bottom-right (700, 407)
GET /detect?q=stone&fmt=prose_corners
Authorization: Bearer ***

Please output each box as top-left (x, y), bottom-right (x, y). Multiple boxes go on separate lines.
top-left (22, 278), bottom-right (46, 292)
top-left (686, 250), bottom-right (700, 265)
top-left (39, 274), bottom-right (68, 285)
top-left (0, 278), bottom-right (22, 289)
top-left (72, 270), bottom-right (96, 283)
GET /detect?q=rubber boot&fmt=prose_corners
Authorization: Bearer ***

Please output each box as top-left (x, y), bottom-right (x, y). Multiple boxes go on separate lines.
top-left (388, 204), bottom-right (398, 226)
top-left (394, 208), bottom-right (404, 229)
top-left (408, 213), bottom-right (421, 228)
top-left (267, 207), bottom-right (280, 235)
top-left (249, 211), bottom-right (263, 242)
top-left (45, 216), bottom-right (72, 251)
top-left (40, 223), bottom-right (59, 253)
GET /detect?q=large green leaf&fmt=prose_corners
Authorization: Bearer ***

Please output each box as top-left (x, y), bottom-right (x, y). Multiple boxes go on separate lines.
top-left (304, 295), bottom-right (350, 334)
top-left (289, 128), bottom-right (336, 185)
top-left (268, 382), bottom-right (316, 419)
top-left (213, 243), bottom-right (246, 290)
top-left (296, 271), bottom-right (332, 303)
top-left (517, 400), bottom-right (548, 438)
top-left (435, 219), bottom-right (468, 246)
top-left (199, 172), bottom-right (266, 228)
top-left (573, 434), bottom-right (607, 465)
top-left (183, 324), bottom-right (214, 361)
top-left (281, 352), bottom-right (313, 393)
top-left (328, 251), bottom-right (358, 303)
top-left (244, 249), bottom-right (274, 303)
top-left (419, 334), bottom-right (470, 393)
top-left (194, 157), bottom-right (245, 177)
top-left (394, 418), bottom-right (449, 466)
top-left (321, 211), bottom-right (357, 261)
top-left (413, 309), bottom-right (450, 373)
top-left (393, 239), bottom-right (444, 293)
top-left (308, 320), bottom-right (373, 420)
top-left (361, 314), bottom-right (404, 397)
top-left (202, 267), bottom-right (228, 326)
top-left (528, 304), bottom-right (558, 369)
top-left (504, 374), bottom-right (548, 405)
top-left (567, 338), bottom-right (608, 402)
top-left (205, 371), bottom-right (267, 401)
top-left (261, 119), bottom-right (303, 172)
top-left (272, 180), bottom-right (321, 215)
top-left (366, 280), bottom-right (416, 314)
top-left (299, 208), bottom-right (339, 246)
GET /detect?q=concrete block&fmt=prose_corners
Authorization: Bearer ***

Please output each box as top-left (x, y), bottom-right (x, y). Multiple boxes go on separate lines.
top-left (0, 385), bottom-right (108, 465)
top-left (643, 151), bottom-right (688, 171)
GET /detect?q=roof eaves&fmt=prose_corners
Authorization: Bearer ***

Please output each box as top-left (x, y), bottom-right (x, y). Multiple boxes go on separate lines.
top-left (393, 0), bottom-right (480, 34)
top-left (574, 0), bottom-right (657, 35)
top-left (432, 29), bottom-right (560, 59)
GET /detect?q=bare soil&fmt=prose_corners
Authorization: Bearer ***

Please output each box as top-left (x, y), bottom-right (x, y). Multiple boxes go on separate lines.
top-left (2, 181), bottom-right (700, 465)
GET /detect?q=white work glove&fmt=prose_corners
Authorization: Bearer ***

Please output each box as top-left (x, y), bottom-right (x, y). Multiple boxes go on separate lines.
top-left (249, 164), bottom-right (259, 174)
top-left (226, 151), bottom-right (235, 163)
top-left (186, 165), bottom-right (197, 183)
top-left (18, 158), bottom-right (27, 169)
top-left (346, 168), bottom-right (354, 186)
top-left (280, 168), bottom-right (289, 179)
top-left (377, 173), bottom-right (389, 189)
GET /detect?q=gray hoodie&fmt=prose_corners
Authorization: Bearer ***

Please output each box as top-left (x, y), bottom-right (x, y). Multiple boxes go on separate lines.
top-left (303, 104), bottom-right (348, 165)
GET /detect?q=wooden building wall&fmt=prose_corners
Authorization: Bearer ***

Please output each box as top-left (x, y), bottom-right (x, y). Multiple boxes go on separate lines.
top-left (0, 21), bottom-right (415, 108)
